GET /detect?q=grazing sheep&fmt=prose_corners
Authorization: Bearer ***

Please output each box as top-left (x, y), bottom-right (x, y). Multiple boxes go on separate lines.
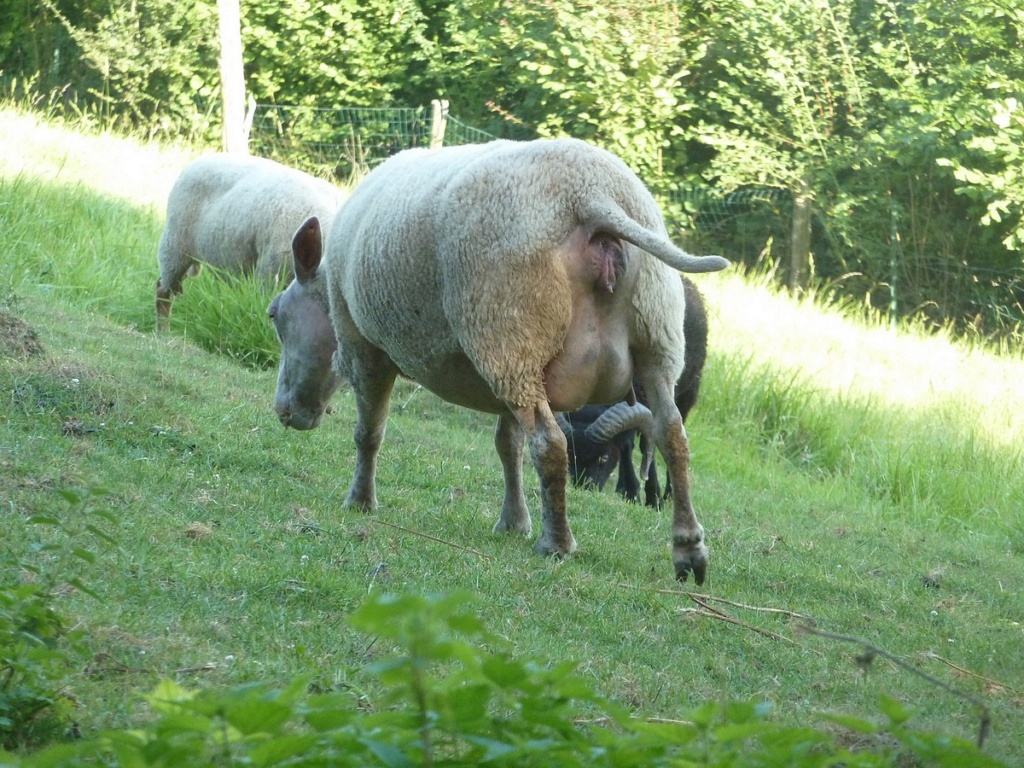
top-left (155, 153), bottom-right (345, 331)
top-left (268, 138), bottom-right (728, 583)
top-left (560, 276), bottom-right (708, 507)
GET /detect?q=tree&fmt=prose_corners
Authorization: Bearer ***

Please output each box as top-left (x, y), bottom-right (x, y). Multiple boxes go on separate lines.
top-left (921, 2), bottom-right (1024, 253)
top-left (0, 0), bottom-right (81, 95)
top-left (239, 0), bottom-right (436, 108)
top-left (38, 0), bottom-right (220, 140)
top-left (689, 0), bottom-right (872, 291)
top-left (687, 0), bottom-right (1024, 329)
top-left (440, 0), bottom-right (701, 189)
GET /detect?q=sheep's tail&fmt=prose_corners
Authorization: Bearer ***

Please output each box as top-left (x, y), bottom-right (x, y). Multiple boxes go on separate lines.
top-left (582, 199), bottom-right (730, 274)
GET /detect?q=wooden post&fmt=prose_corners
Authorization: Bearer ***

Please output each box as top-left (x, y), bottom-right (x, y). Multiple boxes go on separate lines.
top-left (429, 99), bottom-right (449, 149)
top-left (788, 171), bottom-right (813, 292)
top-left (889, 194), bottom-right (900, 328)
top-left (217, 0), bottom-right (248, 154)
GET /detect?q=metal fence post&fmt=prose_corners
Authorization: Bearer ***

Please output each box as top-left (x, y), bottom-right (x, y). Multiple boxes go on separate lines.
top-left (430, 99), bottom-right (449, 148)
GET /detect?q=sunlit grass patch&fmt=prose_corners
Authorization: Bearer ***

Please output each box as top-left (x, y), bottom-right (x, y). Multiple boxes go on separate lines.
top-left (0, 105), bottom-right (198, 210)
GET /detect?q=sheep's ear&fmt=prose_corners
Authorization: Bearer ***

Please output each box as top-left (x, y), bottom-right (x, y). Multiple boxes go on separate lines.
top-left (292, 216), bottom-right (322, 283)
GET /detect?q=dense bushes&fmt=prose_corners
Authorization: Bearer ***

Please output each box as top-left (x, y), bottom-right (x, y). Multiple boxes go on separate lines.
top-left (0, 488), bottom-right (115, 751)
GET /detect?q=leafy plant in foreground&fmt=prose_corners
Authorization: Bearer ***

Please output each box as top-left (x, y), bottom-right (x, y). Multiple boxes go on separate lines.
top-left (0, 488), bottom-right (115, 751)
top-left (3, 591), bottom-right (1008, 766)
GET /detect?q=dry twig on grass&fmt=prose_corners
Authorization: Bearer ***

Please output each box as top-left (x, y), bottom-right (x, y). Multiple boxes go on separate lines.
top-left (799, 625), bottom-right (992, 749)
top-left (372, 518), bottom-right (493, 559)
top-left (682, 590), bottom-right (812, 620)
top-left (619, 583), bottom-right (806, 643)
top-left (572, 715), bottom-right (695, 727)
top-left (924, 652), bottom-right (1022, 696)
top-left (621, 583), bottom-right (812, 620)
top-left (678, 606), bottom-right (796, 644)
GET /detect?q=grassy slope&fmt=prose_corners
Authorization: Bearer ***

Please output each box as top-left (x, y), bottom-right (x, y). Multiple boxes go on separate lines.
top-left (2, 107), bottom-right (1023, 762)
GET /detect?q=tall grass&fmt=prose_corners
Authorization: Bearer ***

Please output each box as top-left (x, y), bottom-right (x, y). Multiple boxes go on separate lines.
top-left (699, 267), bottom-right (1024, 535)
top-left (171, 265), bottom-right (289, 369)
top-left (703, 349), bottom-right (1024, 539)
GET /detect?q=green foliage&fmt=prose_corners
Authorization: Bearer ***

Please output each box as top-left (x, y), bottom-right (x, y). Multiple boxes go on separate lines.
top-left (9, 0), bottom-right (439, 139)
top-left (0, 0), bottom-right (79, 96)
top-left (441, 0), bottom-right (697, 185)
top-left (896, 1), bottom-right (1024, 254)
top-left (688, 0), bottom-right (1024, 332)
top-left (0, 581), bottom-right (71, 751)
top-left (38, 0), bottom-right (220, 142)
top-left (242, 0), bottom-right (437, 109)
top-left (937, 96), bottom-right (1024, 252)
top-left (5, 592), bottom-right (1009, 766)
top-left (694, 0), bottom-right (866, 191)
top-left (0, 488), bottom-right (115, 751)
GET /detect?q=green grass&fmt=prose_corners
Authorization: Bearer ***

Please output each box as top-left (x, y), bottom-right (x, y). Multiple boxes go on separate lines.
top-left (2, 104), bottom-right (1023, 764)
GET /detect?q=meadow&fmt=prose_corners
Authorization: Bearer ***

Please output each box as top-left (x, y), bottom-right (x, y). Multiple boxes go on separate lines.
top-left (1, 106), bottom-right (1023, 764)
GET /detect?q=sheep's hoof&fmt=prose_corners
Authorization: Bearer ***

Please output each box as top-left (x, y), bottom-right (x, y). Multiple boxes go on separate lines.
top-left (533, 533), bottom-right (577, 559)
top-left (673, 542), bottom-right (709, 585)
top-left (343, 492), bottom-right (377, 512)
top-left (492, 518), bottom-right (532, 538)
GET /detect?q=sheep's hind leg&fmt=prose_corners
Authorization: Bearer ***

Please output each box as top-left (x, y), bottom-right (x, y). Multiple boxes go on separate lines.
top-left (641, 377), bottom-right (708, 584)
top-left (492, 414), bottom-right (532, 537)
top-left (155, 250), bottom-right (192, 333)
top-left (514, 404), bottom-right (576, 557)
top-left (344, 353), bottom-right (398, 512)
top-left (155, 280), bottom-right (173, 332)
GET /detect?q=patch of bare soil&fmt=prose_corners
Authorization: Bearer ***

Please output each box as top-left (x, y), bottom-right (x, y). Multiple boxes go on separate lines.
top-left (0, 308), bottom-right (44, 359)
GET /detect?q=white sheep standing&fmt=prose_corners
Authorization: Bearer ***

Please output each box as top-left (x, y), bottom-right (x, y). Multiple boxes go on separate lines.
top-left (269, 138), bottom-right (728, 583)
top-left (155, 153), bottom-right (345, 331)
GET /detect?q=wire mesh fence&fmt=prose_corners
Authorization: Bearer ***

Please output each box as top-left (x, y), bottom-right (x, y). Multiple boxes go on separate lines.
top-left (444, 114), bottom-right (499, 147)
top-left (661, 186), bottom-right (791, 267)
top-left (250, 104), bottom-right (436, 181)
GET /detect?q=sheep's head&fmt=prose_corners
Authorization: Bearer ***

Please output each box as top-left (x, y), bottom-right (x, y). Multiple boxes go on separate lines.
top-left (559, 402), bottom-right (655, 491)
top-left (268, 216), bottom-right (341, 430)
top-left (562, 422), bottom-right (623, 491)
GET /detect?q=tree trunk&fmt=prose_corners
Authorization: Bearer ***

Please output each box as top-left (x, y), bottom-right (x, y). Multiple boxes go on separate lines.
top-left (218, 0), bottom-right (247, 154)
top-left (789, 172), bottom-right (813, 292)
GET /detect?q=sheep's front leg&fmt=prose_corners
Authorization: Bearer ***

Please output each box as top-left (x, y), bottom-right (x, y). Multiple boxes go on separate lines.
top-left (513, 404), bottom-right (576, 557)
top-left (492, 414), bottom-right (532, 537)
top-left (344, 355), bottom-right (398, 512)
top-left (641, 377), bottom-right (708, 584)
top-left (155, 250), bottom-right (192, 333)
